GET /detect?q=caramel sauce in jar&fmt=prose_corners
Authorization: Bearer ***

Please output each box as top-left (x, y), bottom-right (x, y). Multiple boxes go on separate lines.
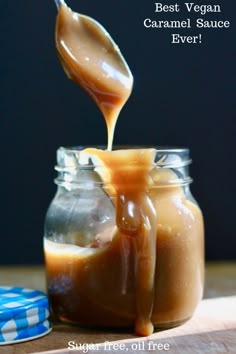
top-left (44, 148), bottom-right (204, 336)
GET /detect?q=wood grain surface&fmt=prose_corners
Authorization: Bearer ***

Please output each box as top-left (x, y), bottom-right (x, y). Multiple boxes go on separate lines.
top-left (0, 263), bottom-right (235, 354)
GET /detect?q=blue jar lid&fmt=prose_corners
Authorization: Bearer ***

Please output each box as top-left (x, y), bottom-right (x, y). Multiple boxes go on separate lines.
top-left (0, 286), bottom-right (51, 345)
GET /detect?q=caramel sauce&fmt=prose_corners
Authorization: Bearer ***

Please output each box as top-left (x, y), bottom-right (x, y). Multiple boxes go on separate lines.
top-left (82, 148), bottom-right (158, 335)
top-left (55, 4), bottom-right (133, 150)
top-left (45, 2), bottom-right (204, 337)
top-left (44, 168), bottom-right (204, 333)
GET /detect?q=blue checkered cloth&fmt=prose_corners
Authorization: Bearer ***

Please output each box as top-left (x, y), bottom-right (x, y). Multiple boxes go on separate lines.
top-left (0, 286), bottom-right (51, 344)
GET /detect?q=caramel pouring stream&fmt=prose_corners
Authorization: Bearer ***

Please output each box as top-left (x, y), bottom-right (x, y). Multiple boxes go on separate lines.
top-left (55, 2), bottom-right (156, 336)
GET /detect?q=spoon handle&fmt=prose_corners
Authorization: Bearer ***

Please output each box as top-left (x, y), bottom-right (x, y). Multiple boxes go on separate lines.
top-left (54, 0), bottom-right (65, 9)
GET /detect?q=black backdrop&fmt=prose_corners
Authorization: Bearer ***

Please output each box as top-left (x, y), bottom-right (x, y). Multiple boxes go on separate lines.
top-left (1, 1), bottom-right (235, 264)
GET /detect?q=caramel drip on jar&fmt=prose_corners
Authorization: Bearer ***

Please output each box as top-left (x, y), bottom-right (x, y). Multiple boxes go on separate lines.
top-left (55, 4), bottom-right (133, 150)
top-left (83, 148), bottom-right (157, 335)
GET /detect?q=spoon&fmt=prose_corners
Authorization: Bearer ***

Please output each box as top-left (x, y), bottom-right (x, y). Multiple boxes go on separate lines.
top-left (54, 0), bottom-right (133, 150)
top-left (54, 0), bottom-right (64, 8)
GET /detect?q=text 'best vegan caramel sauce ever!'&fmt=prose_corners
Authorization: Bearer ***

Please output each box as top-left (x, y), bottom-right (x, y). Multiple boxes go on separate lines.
top-left (44, 2), bottom-right (204, 337)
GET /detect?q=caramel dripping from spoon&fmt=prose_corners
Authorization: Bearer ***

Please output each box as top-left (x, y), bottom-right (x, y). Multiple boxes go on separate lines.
top-left (54, 0), bottom-right (133, 150)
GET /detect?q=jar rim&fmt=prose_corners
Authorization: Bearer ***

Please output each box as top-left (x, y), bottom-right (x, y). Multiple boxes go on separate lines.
top-left (62, 145), bottom-right (189, 153)
top-left (56, 145), bottom-right (192, 170)
top-left (55, 146), bottom-right (193, 187)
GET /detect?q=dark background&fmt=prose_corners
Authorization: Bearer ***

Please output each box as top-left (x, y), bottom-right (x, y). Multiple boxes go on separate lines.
top-left (1, 1), bottom-right (235, 264)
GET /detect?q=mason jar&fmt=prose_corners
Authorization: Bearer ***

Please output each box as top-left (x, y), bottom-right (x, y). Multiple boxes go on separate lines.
top-left (44, 146), bottom-right (204, 334)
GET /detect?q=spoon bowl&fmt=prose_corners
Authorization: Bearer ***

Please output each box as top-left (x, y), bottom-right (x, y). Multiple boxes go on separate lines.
top-left (54, 0), bottom-right (133, 150)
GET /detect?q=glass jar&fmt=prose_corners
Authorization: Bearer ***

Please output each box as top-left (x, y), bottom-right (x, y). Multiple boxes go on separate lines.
top-left (44, 147), bottom-right (204, 333)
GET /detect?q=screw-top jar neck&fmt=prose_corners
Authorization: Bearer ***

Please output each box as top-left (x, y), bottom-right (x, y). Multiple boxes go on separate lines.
top-left (55, 146), bottom-right (193, 188)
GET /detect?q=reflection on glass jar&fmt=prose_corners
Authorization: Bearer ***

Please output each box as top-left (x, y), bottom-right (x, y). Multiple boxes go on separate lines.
top-left (44, 147), bottom-right (204, 335)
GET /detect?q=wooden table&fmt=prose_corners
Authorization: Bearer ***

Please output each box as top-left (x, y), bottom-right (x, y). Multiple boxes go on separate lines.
top-left (0, 263), bottom-right (235, 354)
